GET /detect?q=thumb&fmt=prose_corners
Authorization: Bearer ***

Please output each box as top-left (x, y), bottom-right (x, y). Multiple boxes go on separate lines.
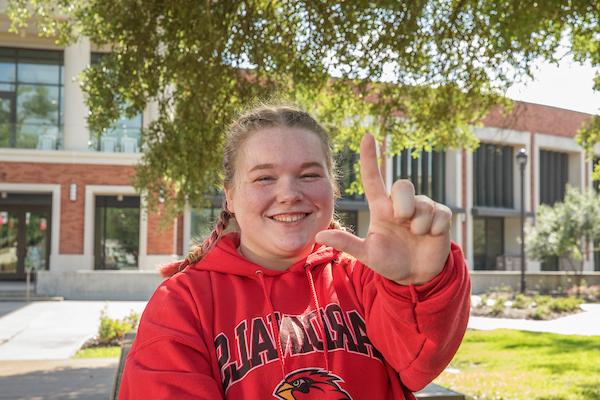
top-left (315, 229), bottom-right (366, 259)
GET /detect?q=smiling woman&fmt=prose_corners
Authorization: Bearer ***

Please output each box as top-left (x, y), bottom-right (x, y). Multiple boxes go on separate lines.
top-left (225, 126), bottom-right (335, 270)
top-left (118, 103), bottom-right (471, 400)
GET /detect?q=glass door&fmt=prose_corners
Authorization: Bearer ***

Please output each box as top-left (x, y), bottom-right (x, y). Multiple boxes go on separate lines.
top-left (0, 209), bottom-right (20, 277)
top-left (0, 91), bottom-right (17, 147)
top-left (0, 206), bottom-right (50, 280)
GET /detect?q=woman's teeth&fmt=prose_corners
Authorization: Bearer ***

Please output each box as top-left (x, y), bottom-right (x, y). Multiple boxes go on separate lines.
top-left (271, 214), bottom-right (307, 222)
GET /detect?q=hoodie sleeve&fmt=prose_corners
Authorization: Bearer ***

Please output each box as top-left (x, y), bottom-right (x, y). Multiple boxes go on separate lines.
top-left (118, 277), bottom-right (224, 400)
top-left (352, 241), bottom-right (470, 392)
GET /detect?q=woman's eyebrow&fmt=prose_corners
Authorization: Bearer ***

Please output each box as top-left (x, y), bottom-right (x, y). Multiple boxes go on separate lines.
top-left (248, 163), bottom-right (274, 173)
top-left (300, 162), bottom-right (325, 169)
top-left (248, 162), bottom-right (324, 173)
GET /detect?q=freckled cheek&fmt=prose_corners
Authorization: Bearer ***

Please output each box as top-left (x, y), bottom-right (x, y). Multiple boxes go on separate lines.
top-left (235, 186), bottom-right (275, 215)
top-left (301, 182), bottom-right (334, 209)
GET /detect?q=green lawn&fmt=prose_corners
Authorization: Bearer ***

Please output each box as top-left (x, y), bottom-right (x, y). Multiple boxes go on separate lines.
top-left (434, 329), bottom-right (600, 400)
top-left (74, 346), bottom-right (121, 359)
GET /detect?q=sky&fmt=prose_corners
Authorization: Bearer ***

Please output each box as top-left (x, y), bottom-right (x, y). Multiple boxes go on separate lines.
top-left (505, 56), bottom-right (599, 116)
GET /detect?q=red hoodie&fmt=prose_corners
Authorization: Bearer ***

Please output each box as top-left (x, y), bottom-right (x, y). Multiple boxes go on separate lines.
top-left (119, 233), bottom-right (470, 399)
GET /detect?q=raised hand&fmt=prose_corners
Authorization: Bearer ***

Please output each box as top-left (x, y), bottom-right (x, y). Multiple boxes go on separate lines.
top-left (315, 134), bottom-right (452, 285)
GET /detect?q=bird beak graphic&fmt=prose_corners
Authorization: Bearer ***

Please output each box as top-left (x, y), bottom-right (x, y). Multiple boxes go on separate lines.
top-left (275, 382), bottom-right (295, 400)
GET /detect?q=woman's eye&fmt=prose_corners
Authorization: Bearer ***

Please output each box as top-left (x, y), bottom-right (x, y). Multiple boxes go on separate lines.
top-left (255, 176), bottom-right (275, 183)
top-left (301, 173), bottom-right (320, 179)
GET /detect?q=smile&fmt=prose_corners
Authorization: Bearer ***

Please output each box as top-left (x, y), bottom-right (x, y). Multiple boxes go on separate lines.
top-left (269, 213), bottom-right (309, 223)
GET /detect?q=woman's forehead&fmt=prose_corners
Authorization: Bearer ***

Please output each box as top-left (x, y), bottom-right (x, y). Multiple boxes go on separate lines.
top-left (239, 127), bottom-right (328, 168)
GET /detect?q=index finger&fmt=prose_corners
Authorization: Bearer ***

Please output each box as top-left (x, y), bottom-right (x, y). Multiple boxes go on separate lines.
top-left (359, 133), bottom-right (387, 203)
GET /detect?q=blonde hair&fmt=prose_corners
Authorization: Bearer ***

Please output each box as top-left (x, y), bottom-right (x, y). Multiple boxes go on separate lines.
top-left (160, 103), bottom-right (343, 277)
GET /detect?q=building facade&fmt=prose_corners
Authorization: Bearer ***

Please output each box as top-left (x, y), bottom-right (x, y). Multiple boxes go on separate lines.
top-left (1, 19), bottom-right (599, 299)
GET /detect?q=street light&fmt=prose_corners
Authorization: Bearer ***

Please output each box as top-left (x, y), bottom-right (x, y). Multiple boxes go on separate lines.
top-left (516, 148), bottom-right (528, 294)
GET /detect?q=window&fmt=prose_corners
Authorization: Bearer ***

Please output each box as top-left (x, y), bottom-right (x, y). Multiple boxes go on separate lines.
top-left (593, 157), bottom-right (600, 193)
top-left (336, 148), bottom-right (364, 201)
top-left (0, 48), bottom-right (63, 149)
top-left (90, 52), bottom-right (143, 153)
top-left (541, 257), bottom-right (559, 271)
top-left (540, 150), bottom-right (568, 205)
top-left (94, 195), bottom-right (140, 270)
top-left (335, 209), bottom-right (358, 234)
top-left (473, 143), bottom-right (513, 208)
top-left (190, 207), bottom-right (219, 244)
top-left (594, 158), bottom-right (600, 271)
top-left (393, 149), bottom-right (445, 203)
top-left (473, 217), bottom-right (504, 270)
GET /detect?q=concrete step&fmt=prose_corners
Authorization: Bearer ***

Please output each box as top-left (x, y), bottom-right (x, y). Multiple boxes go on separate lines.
top-left (0, 291), bottom-right (63, 302)
top-left (416, 383), bottom-right (465, 399)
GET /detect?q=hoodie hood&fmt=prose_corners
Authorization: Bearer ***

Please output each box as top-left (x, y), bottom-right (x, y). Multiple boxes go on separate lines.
top-left (192, 232), bottom-right (340, 276)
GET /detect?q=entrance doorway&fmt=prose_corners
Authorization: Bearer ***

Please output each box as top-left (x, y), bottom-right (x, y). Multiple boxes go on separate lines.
top-left (0, 194), bottom-right (51, 280)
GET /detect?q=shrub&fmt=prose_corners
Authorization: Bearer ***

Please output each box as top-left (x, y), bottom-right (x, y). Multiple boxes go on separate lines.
top-left (534, 295), bottom-right (552, 307)
top-left (97, 309), bottom-right (140, 346)
top-left (490, 298), bottom-right (505, 316)
top-left (532, 305), bottom-right (551, 320)
top-left (477, 294), bottom-right (489, 308)
top-left (548, 297), bottom-right (583, 313)
top-left (567, 284), bottom-right (600, 302)
top-left (511, 294), bottom-right (531, 309)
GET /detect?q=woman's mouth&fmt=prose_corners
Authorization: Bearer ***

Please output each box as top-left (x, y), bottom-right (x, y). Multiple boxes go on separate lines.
top-left (269, 213), bottom-right (310, 223)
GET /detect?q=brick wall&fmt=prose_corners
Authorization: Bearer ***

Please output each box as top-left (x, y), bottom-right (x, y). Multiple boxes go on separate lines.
top-left (146, 204), bottom-right (176, 255)
top-left (0, 161), bottom-right (175, 256)
top-left (483, 101), bottom-right (592, 137)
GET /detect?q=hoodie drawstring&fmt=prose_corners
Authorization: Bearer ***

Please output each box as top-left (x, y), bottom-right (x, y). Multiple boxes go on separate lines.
top-left (305, 266), bottom-right (330, 373)
top-left (255, 270), bottom-right (286, 379)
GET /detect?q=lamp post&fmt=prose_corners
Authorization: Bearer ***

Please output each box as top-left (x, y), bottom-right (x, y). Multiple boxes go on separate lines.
top-left (516, 148), bottom-right (528, 294)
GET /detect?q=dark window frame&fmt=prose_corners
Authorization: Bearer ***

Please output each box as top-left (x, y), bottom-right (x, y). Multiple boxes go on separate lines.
top-left (540, 149), bottom-right (569, 205)
top-left (473, 143), bottom-right (514, 208)
top-left (392, 149), bottom-right (446, 203)
top-left (473, 216), bottom-right (505, 270)
top-left (94, 195), bottom-right (140, 270)
top-left (0, 47), bottom-right (64, 149)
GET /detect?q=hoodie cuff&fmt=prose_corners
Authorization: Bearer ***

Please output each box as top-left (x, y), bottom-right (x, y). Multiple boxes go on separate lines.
top-left (376, 242), bottom-right (461, 304)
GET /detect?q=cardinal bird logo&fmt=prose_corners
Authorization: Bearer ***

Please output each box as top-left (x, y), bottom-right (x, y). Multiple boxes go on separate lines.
top-left (273, 368), bottom-right (352, 399)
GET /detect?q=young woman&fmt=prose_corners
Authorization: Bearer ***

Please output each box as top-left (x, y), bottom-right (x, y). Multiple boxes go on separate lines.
top-left (119, 104), bottom-right (470, 400)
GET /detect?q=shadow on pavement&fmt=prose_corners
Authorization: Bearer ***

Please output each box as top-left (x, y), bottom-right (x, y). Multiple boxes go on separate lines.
top-left (0, 302), bottom-right (30, 319)
top-left (0, 359), bottom-right (118, 400)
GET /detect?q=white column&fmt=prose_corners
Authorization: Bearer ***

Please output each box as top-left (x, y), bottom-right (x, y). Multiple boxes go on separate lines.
top-left (63, 36), bottom-right (91, 151)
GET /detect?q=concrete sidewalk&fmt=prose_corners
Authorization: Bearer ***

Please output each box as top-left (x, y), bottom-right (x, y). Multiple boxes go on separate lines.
top-left (469, 303), bottom-right (600, 336)
top-left (1, 299), bottom-right (599, 361)
top-left (0, 298), bottom-right (598, 400)
top-left (0, 358), bottom-right (118, 400)
top-left (0, 301), bottom-right (147, 360)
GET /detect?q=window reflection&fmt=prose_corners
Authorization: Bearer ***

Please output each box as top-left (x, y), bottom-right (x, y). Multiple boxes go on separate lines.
top-left (0, 47), bottom-right (63, 149)
top-left (94, 195), bottom-right (140, 270)
top-left (90, 52), bottom-right (143, 153)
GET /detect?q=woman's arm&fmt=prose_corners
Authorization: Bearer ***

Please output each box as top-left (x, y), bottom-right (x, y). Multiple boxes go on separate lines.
top-left (118, 278), bottom-right (224, 399)
top-left (354, 242), bottom-right (470, 392)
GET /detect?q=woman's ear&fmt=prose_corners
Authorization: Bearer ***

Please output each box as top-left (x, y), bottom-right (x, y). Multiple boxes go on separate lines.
top-left (224, 188), bottom-right (235, 214)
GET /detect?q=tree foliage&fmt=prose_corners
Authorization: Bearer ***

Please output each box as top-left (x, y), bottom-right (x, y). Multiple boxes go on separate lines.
top-left (526, 187), bottom-right (600, 283)
top-left (7, 0), bottom-right (600, 215)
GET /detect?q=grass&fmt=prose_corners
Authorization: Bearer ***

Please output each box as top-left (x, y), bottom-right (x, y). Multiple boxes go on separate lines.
top-left (434, 329), bottom-right (600, 400)
top-left (74, 346), bottom-right (121, 359)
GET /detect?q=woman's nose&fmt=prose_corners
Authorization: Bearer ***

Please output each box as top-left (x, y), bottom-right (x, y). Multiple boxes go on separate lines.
top-left (276, 178), bottom-right (303, 203)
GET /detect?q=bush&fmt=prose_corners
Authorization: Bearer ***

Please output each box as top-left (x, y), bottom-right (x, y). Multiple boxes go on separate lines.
top-left (534, 295), bottom-right (552, 307)
top-left (532, 305), bottom-right (551, 320)
top-left (567, 284), bottom-right (600, 302)
top-left (548, 297), bottom-right (583, 313)
top-left (511, 294), bottom-right (531, 309)
top-left (490, 298), bottom-right (505, 316)
top-left (97, 309), bottom-right (139, 346)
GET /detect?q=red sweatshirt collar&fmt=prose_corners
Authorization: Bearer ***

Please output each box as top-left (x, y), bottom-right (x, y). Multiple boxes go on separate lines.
top-left (193, 232), bottom-right (339, 276)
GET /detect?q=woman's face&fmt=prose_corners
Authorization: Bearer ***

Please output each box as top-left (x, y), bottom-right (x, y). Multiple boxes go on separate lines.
top-left (225, 126), bottom-right (335, 269)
